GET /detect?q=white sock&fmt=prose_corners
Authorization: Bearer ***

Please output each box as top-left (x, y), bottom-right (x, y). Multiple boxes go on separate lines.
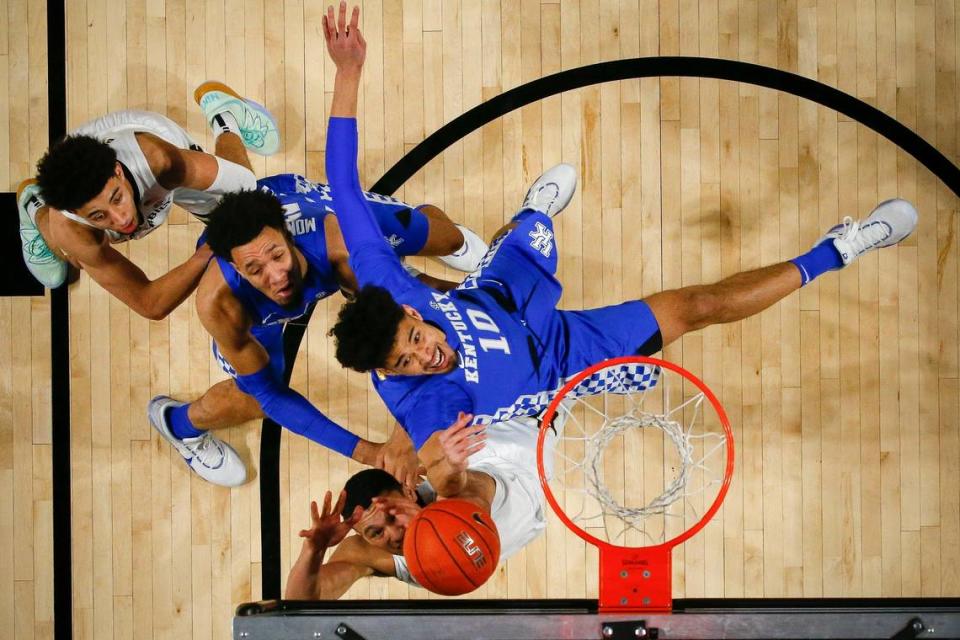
top-left (437, 224), bottom-right (489, 273)
top-left (211, 111), bottom-right (239, 139)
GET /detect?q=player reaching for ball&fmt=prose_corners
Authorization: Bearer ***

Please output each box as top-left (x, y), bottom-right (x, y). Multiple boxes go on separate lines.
top-left (284, 410), bottom-right (563, 598)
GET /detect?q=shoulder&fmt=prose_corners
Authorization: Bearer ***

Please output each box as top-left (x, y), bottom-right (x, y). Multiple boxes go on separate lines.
top-left (133, 131), bottom-right (180, 181)
top-left (196, 261), bottom-right (248, 328)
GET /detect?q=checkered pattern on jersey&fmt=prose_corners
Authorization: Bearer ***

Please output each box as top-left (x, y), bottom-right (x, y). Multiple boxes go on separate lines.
top-left (472, 363), bottom-right (661, 425)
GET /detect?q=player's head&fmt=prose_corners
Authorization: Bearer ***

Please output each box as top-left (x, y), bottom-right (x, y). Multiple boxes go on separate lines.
top-left (35, 134), bottom-right (140, 234)
top-left (206, 190), bottom-right (305, 307)
top-left (342, 468), bottom-right (420, 554)
top-left (331, 285), bottom-right (458, 376)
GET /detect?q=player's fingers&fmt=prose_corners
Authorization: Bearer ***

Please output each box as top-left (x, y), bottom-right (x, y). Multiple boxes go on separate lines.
top-left (321, 14), bottom-right (331, 41)
top-left (466, 439), bottom-right (487, 455)
top-left (337, 0), bottom-right (347, 35)
top-left (321, 490), bottom-right (334, 516)
top-left (310, 500), bottom-right (321, 524)
top-left (326, 5), bottom-right (336, 37)
top-left (332, 490), bottom-right (347, 517)
top-left (349, 5), bottom-right (360, 32)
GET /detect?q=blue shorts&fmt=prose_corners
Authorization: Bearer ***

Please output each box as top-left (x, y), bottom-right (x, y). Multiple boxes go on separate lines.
top-left (212, 323), bottom-right (286, 381)
top-left (256, 174), bottom-right (431, 256)
top-left (460, 210), bottom-right (662, 374)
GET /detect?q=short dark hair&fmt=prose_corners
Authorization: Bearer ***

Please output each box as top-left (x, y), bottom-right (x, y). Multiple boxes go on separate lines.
top-left (35, 135), bottom-right (118, 211)
top-left (342, 468), bottom-right (403, 518)
top-left (205, 189), bottom-right (287, 260)
top-left (330, 285), bottom-right (406, 372)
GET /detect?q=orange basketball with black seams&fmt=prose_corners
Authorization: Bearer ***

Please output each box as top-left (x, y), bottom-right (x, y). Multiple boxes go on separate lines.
top-left (402, 498), bottom-right (500, 596)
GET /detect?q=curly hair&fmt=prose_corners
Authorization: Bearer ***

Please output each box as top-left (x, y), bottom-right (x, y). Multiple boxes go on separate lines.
top-left (205, 189), bottom-right (287, 260)
top-left (330, 285), bottom-right (406, 372)
top-left (35, 135), bottom-right (118, 211)
top-left (341, 468), bottom-right (408, 518)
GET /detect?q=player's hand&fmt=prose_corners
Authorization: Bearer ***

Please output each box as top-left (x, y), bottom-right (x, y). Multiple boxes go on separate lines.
top-left (299, 490), bottom-right (362, 551)
top-left (323, 1), bottom-right (366, 72)
top-left (369, 495), bottom-right (420, 529)
top-left (437, 412), bottom-right (485, 473)
top-left (375, 425), bottom-right (423, 492)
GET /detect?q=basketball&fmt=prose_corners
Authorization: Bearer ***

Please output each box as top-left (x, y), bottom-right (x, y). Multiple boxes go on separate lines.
top-left (402, 499), bottom-right (501, 596)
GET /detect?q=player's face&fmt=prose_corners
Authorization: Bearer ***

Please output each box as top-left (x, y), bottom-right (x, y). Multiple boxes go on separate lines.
top-left (73, 162), bottom-right (140, 234)
top-left (355, 491), bottom-right (420, 554)
top-left (231, 227), bottom-right (305, 307)
top-left (384, 307), bottom-right (458, 376)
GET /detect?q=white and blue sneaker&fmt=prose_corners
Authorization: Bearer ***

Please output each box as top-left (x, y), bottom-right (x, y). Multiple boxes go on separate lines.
top-left (148, 395), bottom-right (247, 487)
top-left (193, 80), bottom-right (280, 156)
top-left (814, 198), bottom-right (918, 265)
top-left (17, 179), bottom-right (68, 288)
top-left (520, 163), bottom-right (578, 218)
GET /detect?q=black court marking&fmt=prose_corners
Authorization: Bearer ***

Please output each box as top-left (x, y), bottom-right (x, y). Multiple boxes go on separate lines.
top-left (371, 57), bottom-right (960, 198)
top-left (47, 0), bottom-right (70, 638)
top-left (254, 57), bottom-right (960, 599)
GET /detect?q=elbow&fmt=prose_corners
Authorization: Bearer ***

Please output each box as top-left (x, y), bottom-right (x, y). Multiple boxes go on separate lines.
top-left (135, 300), bottom-right (173, 321)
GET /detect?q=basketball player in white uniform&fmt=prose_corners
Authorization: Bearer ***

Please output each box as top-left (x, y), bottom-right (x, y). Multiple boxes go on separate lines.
top-left (284, 411), bottom-right (562, 599)
top-left (15, 82), bottom-right (274, 318)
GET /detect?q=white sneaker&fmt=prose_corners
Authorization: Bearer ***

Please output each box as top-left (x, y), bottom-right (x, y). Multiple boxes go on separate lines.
top-left (194, 80), bottom-right (280, 156)
top-left (814, 198), bottom-right (918, 265)
top-left (520, 163), bottom-right (578, 218)
top-left (17, 179), bottom-right (68, 288)
top-left (148, 395), bottom-right (247, 487)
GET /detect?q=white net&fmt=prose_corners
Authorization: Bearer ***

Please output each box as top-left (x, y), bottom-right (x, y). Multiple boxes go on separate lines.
top-left (543, 360), bottom-right (731, 549)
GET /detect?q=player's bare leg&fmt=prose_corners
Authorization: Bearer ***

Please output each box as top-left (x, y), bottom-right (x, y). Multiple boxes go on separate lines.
top-left (186, 379), bottom-right (264, 430)
top-left (417, 204), bottom-right (468, 256)
top-left (213, 131), bottom-right (255, 172)
top-left (645, 263), bottom-right (803, 347)
top-left (646, 199), bottom-right (919, 348)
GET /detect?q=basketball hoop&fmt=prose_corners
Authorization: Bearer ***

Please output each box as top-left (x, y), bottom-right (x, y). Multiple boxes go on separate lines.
top-left (537, 356), bottom-right (734, 613)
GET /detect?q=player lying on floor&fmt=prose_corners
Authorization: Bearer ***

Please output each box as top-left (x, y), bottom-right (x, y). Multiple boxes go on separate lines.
top-left (321, 1), bottom-right (919, 467)
top-left (147, 170), bottom-right (487, 486)
top-left (284, 410), bottom-right (560, 599)
top-left (16, 84), bottom-right (271, 315)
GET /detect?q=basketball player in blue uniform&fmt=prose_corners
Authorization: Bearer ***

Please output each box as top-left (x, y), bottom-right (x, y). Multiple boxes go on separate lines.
top-left (147, 169), bottom-right (488, 486)
top-left (322, 2), bottom-right (919, 465)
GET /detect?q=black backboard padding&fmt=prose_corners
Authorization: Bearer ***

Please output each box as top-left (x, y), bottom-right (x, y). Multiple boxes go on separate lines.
top-left (0, 192), bottom-right (45, 297)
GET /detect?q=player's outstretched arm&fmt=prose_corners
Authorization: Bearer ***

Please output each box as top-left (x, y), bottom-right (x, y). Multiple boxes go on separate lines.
top-left (285, 492), bottom-right (376, 600)
top-left (196, 264), bottom-right (379, 462)
top-left (323, 2), bottom-right (414, 292)
top-left (51, 215), bottom-right (211, 320)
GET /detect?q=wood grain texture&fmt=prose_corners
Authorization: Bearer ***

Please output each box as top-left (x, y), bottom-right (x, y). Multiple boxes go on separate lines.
top-left (0, 1), bottom-right (958, 638)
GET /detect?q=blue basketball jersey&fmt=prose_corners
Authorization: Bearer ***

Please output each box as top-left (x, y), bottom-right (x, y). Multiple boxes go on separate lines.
top-left (217, 173), bottom-right (430, 328)
top-left (327, 118), bottom-right (662, 450)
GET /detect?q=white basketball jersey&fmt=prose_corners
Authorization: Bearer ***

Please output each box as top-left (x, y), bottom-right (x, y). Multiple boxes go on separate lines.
top-left (65, 110), bottom-right (220, 243)
top-left (392, 414), bottom-right (562, 587)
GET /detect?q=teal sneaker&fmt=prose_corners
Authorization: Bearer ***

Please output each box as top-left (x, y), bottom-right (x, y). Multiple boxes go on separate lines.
top-left (17, 179), bottom-right (67, 288)
top-left (194, 81), bottom-right (280, 156)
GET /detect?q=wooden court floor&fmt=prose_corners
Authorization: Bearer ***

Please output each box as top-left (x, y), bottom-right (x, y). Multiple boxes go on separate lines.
top-left (2, 1), bottom-right (959, 638)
